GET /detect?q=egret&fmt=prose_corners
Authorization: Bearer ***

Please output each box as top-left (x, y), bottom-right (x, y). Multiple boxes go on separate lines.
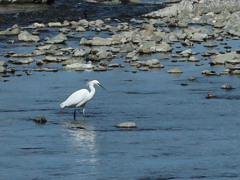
top-left (60, 80), bottom-right (105, 119)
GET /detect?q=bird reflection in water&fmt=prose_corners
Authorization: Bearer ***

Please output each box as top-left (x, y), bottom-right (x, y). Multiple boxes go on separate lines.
top-left (63, 120), bottom-right (98, 164)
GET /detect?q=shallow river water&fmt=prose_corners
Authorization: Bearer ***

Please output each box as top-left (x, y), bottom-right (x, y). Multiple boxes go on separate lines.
top-left (1, 0), bottom-right (240, 179)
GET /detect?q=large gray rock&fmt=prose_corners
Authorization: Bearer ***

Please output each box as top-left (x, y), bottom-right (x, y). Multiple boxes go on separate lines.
top-left (0, 66), bottom-right (6, 73)
top-left (46, 33), bottom-right (67, 44)
top-left (0, 60), bottom-right (8, 66)
top-left (120, 43), bottom-right (135, 53)
top-left (91, 37), bottom-right (112, 46)
top-left (155, 41), bottom-right (173, 52)
top-left (138, 41), bottom-right (156, 54)
top-left (210, 52), bottom-right (240, 66)
top-left (18, 30), bottom-right (40, 42)
top-left (0, 24), bottom-right (21, 36)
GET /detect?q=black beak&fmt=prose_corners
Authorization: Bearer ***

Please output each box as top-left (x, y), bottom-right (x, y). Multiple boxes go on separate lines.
top-left (98, 83), bottom-right (106, 90)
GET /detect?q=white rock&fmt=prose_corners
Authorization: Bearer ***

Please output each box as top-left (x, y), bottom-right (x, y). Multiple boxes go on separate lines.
top-left (48, 22), bottom-right (62, 27)
top-left (116, 122), bottom-right (137, 128)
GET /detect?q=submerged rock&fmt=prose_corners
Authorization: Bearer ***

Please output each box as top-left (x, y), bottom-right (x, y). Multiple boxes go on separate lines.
top-left (33, 116), bottom-right (47, 124)
top-left (167, 67), bottom-right (183, 74)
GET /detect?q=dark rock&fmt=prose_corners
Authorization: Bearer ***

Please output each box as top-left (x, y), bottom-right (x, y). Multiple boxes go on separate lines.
top-left (33, 116), bottom-right (47, 124)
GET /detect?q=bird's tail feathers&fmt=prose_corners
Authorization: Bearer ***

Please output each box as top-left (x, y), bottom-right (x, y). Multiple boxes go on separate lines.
top-left (60, 102), bottom-right (65, 108)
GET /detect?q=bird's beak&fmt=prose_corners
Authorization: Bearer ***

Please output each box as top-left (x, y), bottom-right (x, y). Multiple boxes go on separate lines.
top-left (98, 84), bottom-right (106, 90)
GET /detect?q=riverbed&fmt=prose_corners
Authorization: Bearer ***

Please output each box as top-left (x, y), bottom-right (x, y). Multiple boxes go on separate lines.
top-left (1, 0), bottom-right (240, 179)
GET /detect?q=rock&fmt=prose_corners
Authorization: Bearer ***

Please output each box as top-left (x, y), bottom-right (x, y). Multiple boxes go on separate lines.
top-left (33, 116), bottom-right (47, 124)
top-left (190, 32), bottom-right (208, 42)
top-left (59, 28), bottom-right (71, 34)
top-left (201, 70), bottom-right (217, 76)
top-left (48, 22), bottom-right (62, 27)
top-left (116, 122), bottom-right (137, 128)
top-left (76, 26), bottom-right (86, 32)
top-left (126, 52), bottom-right (136, 59)
top-left (204, 42), bottom-right (218, 48)
top-left (0, 24), bottom-right (21, 36)
top-left (44, 56), bottom-right (62, 63)
top-left (96, 50), bottom-right (113, 60)
top-left (33, 23), bottom-right (45, 28)
top-left (93, 66), bottom-right (108, 72)
top-left (9, 57), bottom-right (34, 64)
top-left (36, 59), bottom-right (44, 66)
top-left (32, 68), bottom-right (58, 72)
top-left (149, 64), bottom-right (164, 68)
top-left (146, 59), bottom-right (160, 65)
top-left (210, 52), bottom-right (240, 66)
top-left (138, 41), bottom-right (156, 54)
top-left (91, 37), bottom-right (112, 46)
top-left (109, 63), bottom-right (120, 68)
top-left (167, 67), bottom-right (183, 74)
top-left (73, 48), bottom-right (86, 57)
top-left (78, 19), bottom-right (89, 28)
top-left (188, 56), bottom-right (200, 62)
top-left (99, 60), bottom-right (108, 67)
top-left (139, 67), bottom-right (149, 71)
top-left (18, 30), bottom-right (40, 42)
top-left (180, 49), bottom-right (192, 57)
top-left (206, 93), bottom-right (216, 99)
top-left (188, 76), bottom-right (197, 81)
top-left (0, 60), bottom-right (8, 66)
top-left (64, 63), bottom-right (95, 70)
top-left (0, 66), bottom-right (6, 73)
top-left (7, 67), bottom-right (15, 73)
top-left (46, 33), bottom-right (67, 44)
top-left (120, 43), bottom-right (135, 53)
top-left (155, 41), bottom-right (173, 52)
top-left (12, 53), bottom-right (33, 58)
top-left (221, 84), bottom-right (235, 90)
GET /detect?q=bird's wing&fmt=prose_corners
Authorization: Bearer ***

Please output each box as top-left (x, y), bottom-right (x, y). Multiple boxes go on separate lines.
top-left (61, 89), bottom-right (89, 108)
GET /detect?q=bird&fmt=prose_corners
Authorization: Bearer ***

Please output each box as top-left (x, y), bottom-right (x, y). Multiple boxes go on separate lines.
top-left (60, 80), bottom-right (106, 120)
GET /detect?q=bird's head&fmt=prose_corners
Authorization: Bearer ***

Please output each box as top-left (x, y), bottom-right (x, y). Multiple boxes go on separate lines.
top-left (89, 80), bottom-right (106, 90)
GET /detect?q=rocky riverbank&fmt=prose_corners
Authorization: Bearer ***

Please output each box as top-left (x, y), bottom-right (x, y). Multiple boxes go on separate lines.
top-left (1, 0), bottom-right (240, 79)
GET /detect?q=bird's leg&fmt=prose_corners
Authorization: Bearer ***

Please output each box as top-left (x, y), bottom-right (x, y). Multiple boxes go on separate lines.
top-left (74, 109), bottom-right (76, 120)
top-left (83, 106), bottom-right (86, 117)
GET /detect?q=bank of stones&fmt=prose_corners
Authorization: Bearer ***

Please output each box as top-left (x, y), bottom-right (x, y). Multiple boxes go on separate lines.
top-left (1, 0), bottom-right (240, 77)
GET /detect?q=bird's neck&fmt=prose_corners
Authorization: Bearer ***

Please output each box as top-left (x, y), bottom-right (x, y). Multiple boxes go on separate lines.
top-left (89, 83), bottom-right (96, 97)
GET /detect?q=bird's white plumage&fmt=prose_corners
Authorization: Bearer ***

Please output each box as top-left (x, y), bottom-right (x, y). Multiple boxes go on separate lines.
top-left (60, 89), bottom-right (90, 108)
top-left (60, 80), bottom-right (105, 119)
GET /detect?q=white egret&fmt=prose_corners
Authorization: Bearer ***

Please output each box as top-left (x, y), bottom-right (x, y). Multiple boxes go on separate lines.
top-left (60, 80), bottom-right (105, 119)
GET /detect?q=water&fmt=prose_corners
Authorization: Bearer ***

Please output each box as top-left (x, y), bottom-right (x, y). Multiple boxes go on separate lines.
top-left (1, 0), bottom-right (240, 179)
